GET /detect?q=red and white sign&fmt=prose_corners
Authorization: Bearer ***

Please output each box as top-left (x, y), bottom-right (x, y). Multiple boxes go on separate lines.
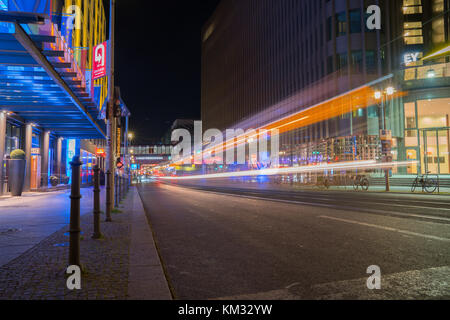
top-left (92, 42), bottom-right (107, 80)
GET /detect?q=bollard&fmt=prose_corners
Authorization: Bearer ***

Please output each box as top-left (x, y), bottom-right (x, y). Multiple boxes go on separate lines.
top-left (69, 156), bottom-right (82, 267)
top-left (114, 173), bottom-right (118, 208)
top-left (118, 175), bottom-right (122, 202)
top-left (105, 170), bottom-right (112, 222)
top-left (121, 176), bottom-right (124, 199)
top-left (92, 165), bottom-right (102, 239)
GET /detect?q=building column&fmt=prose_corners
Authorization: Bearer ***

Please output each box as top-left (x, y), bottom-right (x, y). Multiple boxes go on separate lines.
top-left (41, 131), bottom-right (50, 188)
top-left (56, 137), bottom-right (63, 178)
top-left (23, 123), bottom-right (32, 192)
top-left (0, 112), bottom-right (6, 195)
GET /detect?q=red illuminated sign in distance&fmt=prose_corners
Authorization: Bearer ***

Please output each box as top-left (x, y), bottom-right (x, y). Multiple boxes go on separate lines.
top-left (92, 42), bottom-right (107, 80)
top-left (96, 148), bottom-right (106, 157)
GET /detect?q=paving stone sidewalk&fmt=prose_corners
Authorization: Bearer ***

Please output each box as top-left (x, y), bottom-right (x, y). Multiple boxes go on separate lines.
top-left (0, 186), bottom-right (170, 300)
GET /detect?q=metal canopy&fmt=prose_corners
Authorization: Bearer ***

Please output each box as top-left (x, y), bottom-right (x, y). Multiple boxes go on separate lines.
top-left (0, 18), bottom-right (106, 139)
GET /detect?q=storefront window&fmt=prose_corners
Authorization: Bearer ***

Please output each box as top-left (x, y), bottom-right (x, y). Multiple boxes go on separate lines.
top-left (5, 122), bottom-right (21, 155)
top-left (417, 98), bottom-right (450, 129)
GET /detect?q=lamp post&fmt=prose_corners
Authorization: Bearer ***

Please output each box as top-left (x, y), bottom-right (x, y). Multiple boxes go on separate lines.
top-left (106, 0), bottom-right (116, 222)
top-left (375, 87), bottom-right (395, 192)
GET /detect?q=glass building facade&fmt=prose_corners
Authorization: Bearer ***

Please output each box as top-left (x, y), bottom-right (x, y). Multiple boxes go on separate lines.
top-left (200, 0), bottom-right (450, 181)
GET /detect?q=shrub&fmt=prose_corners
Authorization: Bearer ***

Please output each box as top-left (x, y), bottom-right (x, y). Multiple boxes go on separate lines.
top-left (50, 176), bottom-right (59, 186)
top-left (10, 149), bottom-right (25, 160)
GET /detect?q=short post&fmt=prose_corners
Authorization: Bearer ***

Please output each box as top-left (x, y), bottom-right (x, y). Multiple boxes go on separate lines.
top-left (114, 173), bottom-right (118, 208)
top-left (92, 165), bottom-right (102, 239)
top-left (69, 156), bottom-right (82, 267)
top-left (118, 175), bottom-right (122, 202)
top-left (106, 170), bottom-right (112, 222)
top-left (121, 175), bottom-right (125, 198)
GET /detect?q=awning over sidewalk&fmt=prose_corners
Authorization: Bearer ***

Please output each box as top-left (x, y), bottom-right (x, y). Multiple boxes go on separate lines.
top-left (0, 12), bottom-right (106, 139)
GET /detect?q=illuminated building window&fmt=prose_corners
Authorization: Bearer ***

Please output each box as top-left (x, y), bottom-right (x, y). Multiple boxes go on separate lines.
top-left (405, 36), bottom-right (424, 45)
top-left (404, 21), bottom-right (423, 45)
top-left (432, 0), bottom-right (445, 44)
top-left (403, 0), bottom-right (422, 15)
top-left (336, 12), bottom-right (347, 37)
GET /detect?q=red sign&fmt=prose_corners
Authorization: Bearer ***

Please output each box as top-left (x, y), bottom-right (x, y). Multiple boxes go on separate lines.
top-left (92, 42), bottom-right (107, 80)
top-left (96, 148), bottom-right (106, 157)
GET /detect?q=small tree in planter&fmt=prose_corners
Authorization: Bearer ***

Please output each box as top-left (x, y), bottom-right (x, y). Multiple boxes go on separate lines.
top-left (9, 149), bottom-right (26, 196)
top-left (49, 175), bottom-right (59, 187)
top-left (61, 175), bottom-right (70, 185)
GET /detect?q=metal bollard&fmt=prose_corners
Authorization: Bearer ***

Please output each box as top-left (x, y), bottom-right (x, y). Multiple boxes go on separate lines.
top-left (121, 176), bottom-right (124, 199)
top-left (118, 175), bottom-right (122, 202)
top-left (69, 156), bottom-right (82, 267)
top-left (92, 165), bottom-right (102, 239)
top-left (114, 173), bottom-right (118, 208)
top-left (105, 170), bottom-right (112, 222)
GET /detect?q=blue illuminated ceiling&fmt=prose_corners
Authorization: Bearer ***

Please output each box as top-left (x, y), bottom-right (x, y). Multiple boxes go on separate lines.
top-left (0, 18), bottom-right (106, 139)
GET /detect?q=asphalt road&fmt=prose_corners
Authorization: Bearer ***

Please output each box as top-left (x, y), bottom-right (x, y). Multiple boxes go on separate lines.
top-left (137, 181), bottom-right (450, 300)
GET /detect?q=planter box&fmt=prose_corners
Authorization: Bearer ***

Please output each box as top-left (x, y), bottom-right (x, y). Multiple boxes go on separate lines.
top-left (9, 159), bottom-right (26, 196)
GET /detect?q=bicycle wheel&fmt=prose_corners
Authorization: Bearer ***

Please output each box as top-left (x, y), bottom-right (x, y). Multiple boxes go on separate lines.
top-left (361, 179), bottom-right (369, 191)
top-left (411, 178), bottom-right (418, 193)
top-left (424, 178), bottom-right (437, 193)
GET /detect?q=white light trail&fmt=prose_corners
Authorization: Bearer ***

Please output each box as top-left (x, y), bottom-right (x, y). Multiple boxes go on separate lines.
top-left (156, 160), bottom-right (418, 180)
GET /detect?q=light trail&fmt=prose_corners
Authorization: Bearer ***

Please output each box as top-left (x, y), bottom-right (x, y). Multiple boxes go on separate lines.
top-left (157, 160), bottom-right (418, 180)
top-left (168, 74), bottom-right (406, 167)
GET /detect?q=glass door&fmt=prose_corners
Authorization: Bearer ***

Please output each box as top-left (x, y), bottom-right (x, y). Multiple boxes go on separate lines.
top-left (422, 129), bottom-right (450, 175)
top-left (437, 129), bottom-right (450, 174)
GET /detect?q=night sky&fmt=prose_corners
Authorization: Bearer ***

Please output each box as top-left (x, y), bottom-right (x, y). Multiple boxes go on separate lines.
top-left (112, 0), bottom-right (220, 145)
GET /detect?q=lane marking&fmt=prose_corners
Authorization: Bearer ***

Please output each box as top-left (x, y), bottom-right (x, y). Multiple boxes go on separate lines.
top-left (164, 184), bottom-right (450, 223)
top-left (319, 215), bottom-right (450, 242)
top-left (214, 266), bottom-right (450, 300)
top-left (160, 183), bottom-right (450, 225)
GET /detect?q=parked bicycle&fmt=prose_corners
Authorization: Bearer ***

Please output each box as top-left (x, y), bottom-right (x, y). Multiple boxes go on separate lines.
top-left (353, 175), bottom-right (369, 191)
top-left (411, 172), bottom-right (438, 193)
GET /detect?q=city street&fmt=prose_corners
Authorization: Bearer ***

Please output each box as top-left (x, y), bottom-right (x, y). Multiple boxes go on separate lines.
top-left (138, 182), bottom-right (450, 300)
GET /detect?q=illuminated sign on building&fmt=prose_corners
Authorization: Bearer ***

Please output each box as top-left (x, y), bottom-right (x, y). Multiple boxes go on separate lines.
top-left (116, 127), bottom-right (121, 156)
top-left (403, 52), bottom-right (421, 66)
top-left (96, 148), bottom-right (106, 157)
top-left (93, 42), bottom-right (107, 79)
top-left (31, 148), bottom-right (40, 155)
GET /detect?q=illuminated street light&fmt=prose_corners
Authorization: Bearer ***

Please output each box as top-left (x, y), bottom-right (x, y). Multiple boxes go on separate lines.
top-left (128, 132), bottom-right (134, 140)
top-left (427, 69), bottom-right (436, 78)
top-left (374, 91), bottom-right (382, 99)
top-left (386, 87), bottom-right (395, 95)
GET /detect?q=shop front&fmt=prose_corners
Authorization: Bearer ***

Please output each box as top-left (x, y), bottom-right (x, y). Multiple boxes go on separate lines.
top-left (403, 94), bottom-right (450, 176)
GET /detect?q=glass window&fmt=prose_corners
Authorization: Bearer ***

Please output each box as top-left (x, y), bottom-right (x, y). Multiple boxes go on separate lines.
top-left (351, 51), bottom-right (363, 72)
top-left (349, 10), bottom-right (361, 33)
top-left (337, 53), bottom-right (348, 70)
top-left (404, 102), bottom-right (416, 129)
top-left (336, 12), bottom-right (347, 37)
top-left (366, 51), bottom-right (376, 72)
top-left (417, 98), bottom-right (450, 129)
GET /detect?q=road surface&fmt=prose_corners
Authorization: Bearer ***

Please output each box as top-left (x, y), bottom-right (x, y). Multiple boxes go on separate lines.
top-left (137, 181), bottom-right (450, 300)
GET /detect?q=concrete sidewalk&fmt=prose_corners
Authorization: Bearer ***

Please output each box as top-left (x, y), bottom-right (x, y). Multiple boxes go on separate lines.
top-left (0, 188), bottom-right (102, 267)
top-left (0, 186), bottom-right (171, 300)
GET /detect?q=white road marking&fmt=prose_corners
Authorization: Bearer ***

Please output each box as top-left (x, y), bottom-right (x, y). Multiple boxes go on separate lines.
top-left (165, 185), bottom-right (450, 223)
top-left (319, 215), bottom-right (450, 242)
top-left (214, 266), bottom-right (450, 300)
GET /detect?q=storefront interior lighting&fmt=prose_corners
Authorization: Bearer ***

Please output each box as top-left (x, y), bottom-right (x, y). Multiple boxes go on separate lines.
top-left (427, 69), bottom-right (436, 78)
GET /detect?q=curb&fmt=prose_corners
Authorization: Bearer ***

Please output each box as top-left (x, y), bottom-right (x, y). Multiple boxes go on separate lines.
top-left (127, 186), bottom-right (172, 300)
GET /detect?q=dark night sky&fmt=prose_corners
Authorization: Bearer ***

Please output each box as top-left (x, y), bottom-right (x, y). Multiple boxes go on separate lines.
top-left (112, 0), bottom-right (220, 145)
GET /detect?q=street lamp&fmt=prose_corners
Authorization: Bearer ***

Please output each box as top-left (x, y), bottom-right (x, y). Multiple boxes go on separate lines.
top-left (374, 87), bottom-right (396, 192)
